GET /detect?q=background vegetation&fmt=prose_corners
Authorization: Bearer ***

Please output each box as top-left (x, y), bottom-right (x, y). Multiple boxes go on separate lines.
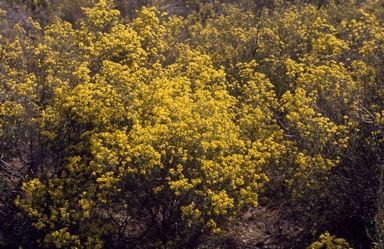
top-left (1, 0), bottom-right (384, 248)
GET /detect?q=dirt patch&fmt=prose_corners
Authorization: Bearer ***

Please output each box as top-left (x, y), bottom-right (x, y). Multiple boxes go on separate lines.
top-left (199, 206), bottom-right (307, 248)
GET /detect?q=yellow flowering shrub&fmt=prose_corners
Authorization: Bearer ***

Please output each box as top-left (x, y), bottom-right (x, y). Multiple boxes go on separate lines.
top-left (307, 232), bottom-right (352, 249)
top-left (87, 46), bottom-right (270, 246)
top-left (280, 87), bottom-right (348, 198)
top-left (10, 1), bottom-right (268, 248)
top-left (1, 0), bottom-right (384, 248)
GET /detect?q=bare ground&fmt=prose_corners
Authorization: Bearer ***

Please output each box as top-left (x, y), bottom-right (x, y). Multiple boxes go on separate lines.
top-left (199, 205), bottom-right (309, 249)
